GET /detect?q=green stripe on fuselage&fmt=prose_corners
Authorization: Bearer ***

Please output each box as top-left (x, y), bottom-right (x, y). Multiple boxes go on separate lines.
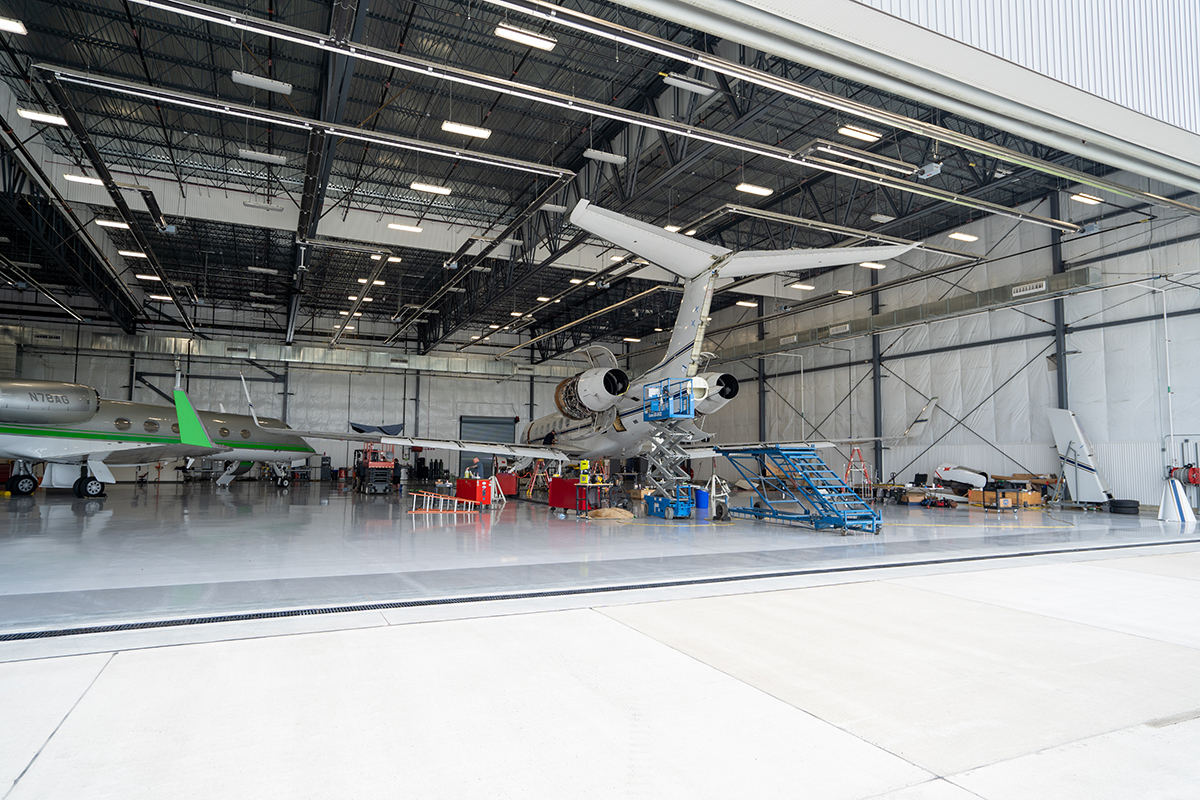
top-left (0, 424), bottom-right (313, 452)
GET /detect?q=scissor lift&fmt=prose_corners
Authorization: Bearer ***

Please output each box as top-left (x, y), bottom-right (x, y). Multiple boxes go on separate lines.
top-left (718, 446), bottom-right (881, 533)
top-left (641, 378), bottom-right (697, 520)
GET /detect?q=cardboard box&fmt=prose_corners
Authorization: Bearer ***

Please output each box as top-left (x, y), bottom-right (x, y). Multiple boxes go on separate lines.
top-left (968, 489), bottom-right (1042, 507)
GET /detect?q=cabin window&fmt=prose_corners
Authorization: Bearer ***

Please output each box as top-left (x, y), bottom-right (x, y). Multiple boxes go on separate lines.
top-left (144, 420), bottom-right (160, 433)
top-left (114, 418), bottom-right (131, 431)
top-left (241, 429), bottom-right (251, 439)
top-left (171, 423), bottom-right (180, 435)
top-left (218, 427), bottom-right (230, 438)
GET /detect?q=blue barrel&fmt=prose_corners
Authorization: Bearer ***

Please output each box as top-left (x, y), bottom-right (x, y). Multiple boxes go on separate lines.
top-left (694, 489), bottom-right (709, 509)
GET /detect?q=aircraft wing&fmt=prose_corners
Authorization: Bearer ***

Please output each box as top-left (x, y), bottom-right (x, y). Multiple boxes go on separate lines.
top-left (682, 397), bottom-right (937, 459)
top-left (380, 437), bottom-right (569, 462)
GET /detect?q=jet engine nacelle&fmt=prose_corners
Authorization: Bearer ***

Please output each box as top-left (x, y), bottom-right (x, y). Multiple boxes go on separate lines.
top-left (693, 372), bottom-right (740, 415)
top-left (554, 368), bottom-right (629, 420)
top-left (0, 379), bottom-right (100, 424)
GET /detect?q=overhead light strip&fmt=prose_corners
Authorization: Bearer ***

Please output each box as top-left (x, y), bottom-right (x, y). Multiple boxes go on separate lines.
top-left (38, 63), bottom-right (566, 180)
top-left (475, 0), bottom-right (1200, 220)
top-left (104, 4), bottom-right (1081, 230)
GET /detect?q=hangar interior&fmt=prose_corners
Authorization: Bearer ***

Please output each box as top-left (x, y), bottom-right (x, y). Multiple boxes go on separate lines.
top-left (2, 0), bottom-right (1200, 797)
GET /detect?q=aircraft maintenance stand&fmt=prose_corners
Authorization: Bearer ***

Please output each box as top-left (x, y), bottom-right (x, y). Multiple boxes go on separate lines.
top-left (641, 378), bottom-right (697, 520)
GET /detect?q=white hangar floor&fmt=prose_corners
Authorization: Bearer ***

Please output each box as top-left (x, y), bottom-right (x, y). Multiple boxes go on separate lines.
top-left (2, 484), bottom-right (1199, 798)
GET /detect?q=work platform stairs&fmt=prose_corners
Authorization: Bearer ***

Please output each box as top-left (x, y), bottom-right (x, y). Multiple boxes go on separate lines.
top-left (720, 446), bottom-right (881, 533)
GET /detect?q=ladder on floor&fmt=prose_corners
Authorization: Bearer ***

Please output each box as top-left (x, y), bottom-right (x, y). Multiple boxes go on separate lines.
top-left (525, 459), bottom-right (550, 499)
top-left (409, 491), bottom-right (481, 514)
top-left (718, 446), bottom-right (882, 533)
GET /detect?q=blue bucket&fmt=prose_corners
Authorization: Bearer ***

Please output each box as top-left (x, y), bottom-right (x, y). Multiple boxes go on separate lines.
top-left (694, 488), bottom-right (709, 509)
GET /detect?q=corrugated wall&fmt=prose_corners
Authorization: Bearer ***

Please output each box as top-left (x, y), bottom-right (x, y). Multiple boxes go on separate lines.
top-left (856, 0), bottom-right (1200, 134)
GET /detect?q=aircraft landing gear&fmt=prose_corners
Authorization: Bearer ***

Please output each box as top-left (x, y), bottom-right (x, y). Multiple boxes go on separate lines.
top-left (72, 476), bottom-right (105, 498)
top-left (7, 473), bottom-right (38, 496)
top-left (275, 476), bottom-right (291, 489)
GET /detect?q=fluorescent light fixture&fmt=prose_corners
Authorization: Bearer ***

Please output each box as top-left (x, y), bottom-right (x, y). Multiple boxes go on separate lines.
top-left (446, 287), bottom-right (466, 293)
top-left (387, 256), bottom-right (401, 263)
top-left (838, 125), bottom-right (882, 143)
top-left (237, 147), bottom-right (287, 165)
top-left (685, 230), bottom-right (697, 236)
top-left (541, 203), bottom-right (568, 214)
top-left (481, 336), bottom-right (489, 341)
top-left (348, 295), bottom-right (358, 301)
top-left (231, 70), bottom-right (293, 95)
top-left (583, 148), bottom-right (626, 166)
top-left (803, 139), bottom-right (915, 175)
top-left (64, 173), bottom-right (103, 186)
top-left (662, 72), bottom-right (716, 96)
top-left (654, 327), bottom-right (663, 332)
top-left (735, 182), bottom-right (773, 196)
top-left (489, 325), bottom-right (500, 329)
top-left (664, 225), bottom-right (681, 233)
top-left (340, 326), bottom-right (355, 331)
top-left (134, 273), bottom-right (161, 281)
top-left (339, 311), bottom-right (349, 316)
top-left (247, 266), bottom-right (279, 275)
top-left (537, 296), bottom-right (551, 302)
top-left (148, 294), bottom-right (173, 301)
top-left (118, 250), bottom-right (147, 258)
top-left (250, 303), bottom-right (276, 310)
top-left (1070, 193), bottom-right (1103, 205)
top-left (948, 232), bottom-right (978, 242)
top-left (370, 255), bottom-right (381, 261)
top-left (95, 219), bottom-right (129, 229)
top-left (388, 222), bottom-right (423, 233)
top-left (859, 262), bottom-right (886, 269)
top-left (610, 255), bottom-right (626, 262)
top-left (441, 120), bottom-right (491, 139)
top-left (587, 281), bottom-right (596, 286)
top-left (622, 337), bottom-right (641, 343)
top-left (17, 108), bottom-right (66, 126)
top-left (410, 181), bottom-right (451, 196)
top-left (494, 22), bottom-right (557, 51)
top-left (510, 311), bottom-right (523, 316)
top-left (791, 283), bottom-right (815, 290)
top-left (837, 289), bottom-right (854, 295)
top-left (362, 297), bottom-right (373, 302)
top-left (870, 213), bottom-right (896, 223)
top-left (569, 278), bottom-right (583, 284)
top-left (471, 335), bottom-right (480, 340)
top-left (554, 299), bottom-right (561, 303)
top-left (248, 291), bottom-right (274, 299)
top-left (243, 200), bottom-right (285, 212)
top-left (0, 17), bottom-right (28, 35)
top-left (735, 300), bottom-right (758, 307)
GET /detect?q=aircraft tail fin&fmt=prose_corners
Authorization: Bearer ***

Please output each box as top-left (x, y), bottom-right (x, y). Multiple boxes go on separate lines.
top-left (173, 389), bottom-right (215, 448)
top-left (901, 396), bottom-right (938, 440)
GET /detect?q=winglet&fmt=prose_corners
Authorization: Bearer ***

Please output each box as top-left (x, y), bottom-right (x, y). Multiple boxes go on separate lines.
top-left (239, 373), bottom-right (267, 430)
top-left (903, 396), bottom-right (938, 438)
top-left (173, 388), bottom-right (215, 448)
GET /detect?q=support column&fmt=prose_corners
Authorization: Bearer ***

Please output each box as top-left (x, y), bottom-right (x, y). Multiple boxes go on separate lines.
top-left (1051, 192), bottom-right (1069, 409)
top-left (758, 297), bottom-right (767, 442)
top-left (871, 270), bottom-right (884, 482)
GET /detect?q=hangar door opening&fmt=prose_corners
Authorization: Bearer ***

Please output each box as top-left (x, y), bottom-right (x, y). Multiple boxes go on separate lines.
top-left (459, 416), bottom-right (516, 478)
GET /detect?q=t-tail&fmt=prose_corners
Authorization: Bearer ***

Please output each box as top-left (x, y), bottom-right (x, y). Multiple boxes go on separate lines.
top-left (569, 200), bottom-right (922, 382)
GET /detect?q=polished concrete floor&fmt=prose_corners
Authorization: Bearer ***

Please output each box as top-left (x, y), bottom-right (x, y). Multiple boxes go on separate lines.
top-left (3, 483), bottom-right (1199, 797)
top-left (0, 482), bottom-right (1192, 635)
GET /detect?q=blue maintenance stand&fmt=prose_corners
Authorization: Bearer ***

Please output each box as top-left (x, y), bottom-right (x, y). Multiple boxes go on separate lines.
top-left (717, 446), bottom-right (881, 533)
top-left (642, 378), bottom-right (694, 421)
top-left (641, 378), bottom-right (696, 520)
top-left (645, 485), bottom-right (694, 520)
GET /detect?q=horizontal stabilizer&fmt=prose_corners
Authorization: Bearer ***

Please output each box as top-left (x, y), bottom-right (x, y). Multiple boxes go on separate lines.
top-left (720, 242), bottom-right (920, 278)
top-left (571, 200), bottom-right (728, 279)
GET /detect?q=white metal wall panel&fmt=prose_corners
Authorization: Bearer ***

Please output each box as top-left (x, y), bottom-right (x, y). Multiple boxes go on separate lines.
top-left (857, 0), bottom-right (1200, 133)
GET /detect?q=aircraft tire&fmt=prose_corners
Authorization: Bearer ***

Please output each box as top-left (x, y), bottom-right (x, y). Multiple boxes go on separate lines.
top-left (71, 478), bottom-right (84, 498)
top-left (276, 477), bottom-right (291, 489)
top-left (10, 475), bottom-right (38, 496)
top-left (81, 477), bottom-right (105, 497)
top-left (713, 501), bottom-right (728, 521)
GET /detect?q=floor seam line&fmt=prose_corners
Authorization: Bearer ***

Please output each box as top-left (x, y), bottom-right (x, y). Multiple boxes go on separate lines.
top-left (590, 608), bottom-right (938, 783)
top-left (3, 651), bottom-right (117, 799)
